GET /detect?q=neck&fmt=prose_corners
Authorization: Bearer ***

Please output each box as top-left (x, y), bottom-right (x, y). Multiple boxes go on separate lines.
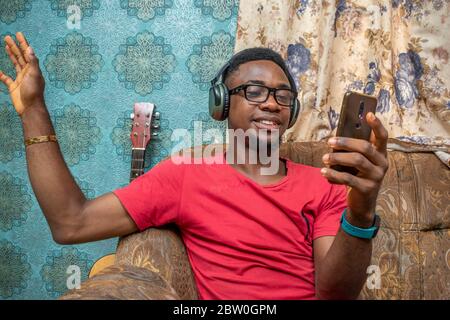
top-left (225, 139), bottom-right (285, 177)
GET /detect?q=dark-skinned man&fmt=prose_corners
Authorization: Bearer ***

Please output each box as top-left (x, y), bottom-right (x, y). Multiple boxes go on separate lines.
top-left (0, 32), bottom-right (389, 299)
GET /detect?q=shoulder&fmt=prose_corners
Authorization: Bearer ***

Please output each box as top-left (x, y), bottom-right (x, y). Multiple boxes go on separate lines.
top-left (142, 156), bottom-right (187, 181)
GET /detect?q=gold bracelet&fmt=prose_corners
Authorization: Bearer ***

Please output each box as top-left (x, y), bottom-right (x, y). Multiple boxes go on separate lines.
top-left (24, 135), bottom-right (58, 146)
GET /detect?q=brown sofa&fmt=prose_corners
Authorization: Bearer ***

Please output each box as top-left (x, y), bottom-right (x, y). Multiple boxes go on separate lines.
top-left (60, 141), bottom-right (450, 300)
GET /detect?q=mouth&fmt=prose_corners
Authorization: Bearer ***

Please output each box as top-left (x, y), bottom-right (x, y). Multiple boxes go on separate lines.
top-left (252, 118), bottom-right (282, 130)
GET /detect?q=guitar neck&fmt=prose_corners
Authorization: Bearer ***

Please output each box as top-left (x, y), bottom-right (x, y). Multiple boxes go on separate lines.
top-left (129, 102), bottom-right (159, 182)
top-left (130, 148), bottom-right (145, 182)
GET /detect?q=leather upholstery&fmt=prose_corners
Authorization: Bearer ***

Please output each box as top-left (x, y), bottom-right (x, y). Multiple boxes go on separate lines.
top-left (60, 142), bottom-right (450, 300)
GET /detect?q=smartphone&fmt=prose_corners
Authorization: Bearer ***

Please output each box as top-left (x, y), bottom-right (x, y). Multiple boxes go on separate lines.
top-left (331, 91), bottom-right (377, 176)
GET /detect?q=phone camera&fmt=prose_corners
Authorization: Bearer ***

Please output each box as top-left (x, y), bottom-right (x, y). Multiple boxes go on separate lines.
top-left (358, 101), bottom-right (365, 113)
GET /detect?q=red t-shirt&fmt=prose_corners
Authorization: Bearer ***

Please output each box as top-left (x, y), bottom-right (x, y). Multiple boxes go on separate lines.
top-left (113, 152), bottom-right (347, 300)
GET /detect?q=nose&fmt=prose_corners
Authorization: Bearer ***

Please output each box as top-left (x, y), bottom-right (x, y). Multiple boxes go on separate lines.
top-left (259, 92), bottom-right (282, 112)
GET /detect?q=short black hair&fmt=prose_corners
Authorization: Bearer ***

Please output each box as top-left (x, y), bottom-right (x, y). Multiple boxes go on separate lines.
top-left (221, 47), bottom-right (297, 92)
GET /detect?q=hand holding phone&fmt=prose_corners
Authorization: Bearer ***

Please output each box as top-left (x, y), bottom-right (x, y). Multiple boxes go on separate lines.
top-left (331, 91), bottom-right (377, 175)
top-left (321, 91), bottom-right (389, 228)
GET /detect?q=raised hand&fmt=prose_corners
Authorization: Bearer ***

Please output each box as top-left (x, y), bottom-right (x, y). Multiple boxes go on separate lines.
top-left (321, 112), bottom-right (389, 226)
top-left (0, 32), bottom-right (45, 116)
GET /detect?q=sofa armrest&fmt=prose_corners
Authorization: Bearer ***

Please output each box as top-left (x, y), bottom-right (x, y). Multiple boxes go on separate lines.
top-left (59, 264), bottom-right (180, 300)
top-left (115, 225), bottom-right (198, 299)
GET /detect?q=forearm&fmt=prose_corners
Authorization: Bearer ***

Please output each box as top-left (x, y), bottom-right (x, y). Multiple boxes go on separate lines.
top-left (21, 103), bottom-right (86, 241)
top-left (315, 213), bottom-right (373, 300)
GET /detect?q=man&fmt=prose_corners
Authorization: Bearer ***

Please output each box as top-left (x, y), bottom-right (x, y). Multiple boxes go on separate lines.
top-left (0, 32), bottom-right (389, 299)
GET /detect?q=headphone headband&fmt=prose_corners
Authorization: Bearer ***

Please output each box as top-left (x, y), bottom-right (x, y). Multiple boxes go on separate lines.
top-left (211, 61), bottom-right (231, 86)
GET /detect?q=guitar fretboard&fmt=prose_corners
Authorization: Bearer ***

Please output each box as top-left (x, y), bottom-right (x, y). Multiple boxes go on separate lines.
top-left (130, 148), bottom-right (145, 182)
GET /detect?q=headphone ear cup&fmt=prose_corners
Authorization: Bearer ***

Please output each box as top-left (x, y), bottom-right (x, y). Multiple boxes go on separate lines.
top-left (221, 84), bottom-right (230, 119)
top-left (209, 83), bottom-right (229, 121)
top-left (288, 99), bottom-right (300, 129)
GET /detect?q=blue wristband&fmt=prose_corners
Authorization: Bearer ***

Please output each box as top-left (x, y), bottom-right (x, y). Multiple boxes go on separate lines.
top-left (340, 208), bottom-right (380, 239)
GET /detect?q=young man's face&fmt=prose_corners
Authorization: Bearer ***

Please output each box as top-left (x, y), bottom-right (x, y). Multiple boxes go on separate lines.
top-left (225, 60), bottom-right (293, 147)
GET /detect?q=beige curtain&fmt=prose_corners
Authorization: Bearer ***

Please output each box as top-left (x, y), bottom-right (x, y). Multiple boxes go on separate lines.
top-left (235, 0), bottom-right (449, 157)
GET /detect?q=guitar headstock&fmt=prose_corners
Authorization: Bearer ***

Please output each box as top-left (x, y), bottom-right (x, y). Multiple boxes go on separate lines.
top-left (130, 102), bottom-right (160, 149)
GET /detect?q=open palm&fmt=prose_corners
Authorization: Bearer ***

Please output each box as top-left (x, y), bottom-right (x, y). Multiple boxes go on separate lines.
top-left (0, 32), bottom-right (45, 116)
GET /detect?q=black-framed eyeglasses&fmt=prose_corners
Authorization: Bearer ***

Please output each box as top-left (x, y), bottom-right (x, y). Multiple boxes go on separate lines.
top-left (229, 84), bottom-right (297, 107)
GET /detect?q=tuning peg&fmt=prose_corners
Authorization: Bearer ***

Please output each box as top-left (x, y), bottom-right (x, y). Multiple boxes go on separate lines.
top-left (130, 113), bottom-right (135, 120)
top-left (153, 112), bottom-right (160, 120)
top-left (152, 132), bottom-right (159, 137)
top-left (152, 123), bottom-right (160, 129)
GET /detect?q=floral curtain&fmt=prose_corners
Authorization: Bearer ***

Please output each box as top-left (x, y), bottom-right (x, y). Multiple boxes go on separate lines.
top-left (235, 0), bottom-right (450, 160)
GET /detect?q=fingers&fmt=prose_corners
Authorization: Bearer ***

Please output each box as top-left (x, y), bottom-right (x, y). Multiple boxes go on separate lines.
top-left (366, 112), bottom-right (388, 156)
top-left (24, 46), bottom-right (39, 71)
top-left (0, 70), bottom-right (13, 88)
top-left (4, 35), bottom-right (26, 68)
top-left (322, 152), bottom-right (385, 182)
top-left (16, 32), bottom-right (30, 63)
top-left (5, 45), bottom-right (22, 74)
top-left (320, 167), bottom-right (378, 195)
top-left (328, 136), bottom-right (387, 168)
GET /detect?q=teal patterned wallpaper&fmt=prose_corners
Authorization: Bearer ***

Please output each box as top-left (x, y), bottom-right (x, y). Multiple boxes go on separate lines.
top-left (0, 0), bottom-right (238, 299)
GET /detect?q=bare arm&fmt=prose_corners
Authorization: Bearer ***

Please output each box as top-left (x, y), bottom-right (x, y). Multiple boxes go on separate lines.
top-left (314, 228), bottom-right (372, 300)
top-left (314, 113), bottom-right (389, 299)
top-left (1, 32), bottom-right (137, 244)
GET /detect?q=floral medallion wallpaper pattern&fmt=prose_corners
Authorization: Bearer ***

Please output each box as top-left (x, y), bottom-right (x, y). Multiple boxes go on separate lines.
top-left (0, 0), bottom-right (33, 24)
top-left (48, 0), bottom-right (101, 19)
top-left (0, 172), bottom-right (32, 232)
top-left (189, 111), bottom-right (227, 146)
top-left (44, 32), bottom-right (104, 94)
top-left (0, 102), bottom-right (23, 163)
top-left (236, 0), bottom-right (450, 147)
top-left (0, 240), bottom-right (32, 298)
top-left (187, 30), bottom-right (235, 90)
top-left (120, 0), bottom-right (173, 21)
top-left (194, 0), bottom-right (238, 21)
top-left (52, 103), bottom-right (102, 166)
top-left (112, 31), bottom-right (176, 95)
top-left (40, 247), bottom-right (92, 298)
top-left (0, 0), bottom-right (238, 299)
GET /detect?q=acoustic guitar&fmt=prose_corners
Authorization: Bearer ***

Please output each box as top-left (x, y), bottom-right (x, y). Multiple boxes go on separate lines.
top-left (88, 102), bottom-right (160, 278)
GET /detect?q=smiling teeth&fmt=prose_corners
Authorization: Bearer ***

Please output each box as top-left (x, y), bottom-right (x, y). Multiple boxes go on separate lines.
top-left (259, 120), bottom-right (277, 125)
